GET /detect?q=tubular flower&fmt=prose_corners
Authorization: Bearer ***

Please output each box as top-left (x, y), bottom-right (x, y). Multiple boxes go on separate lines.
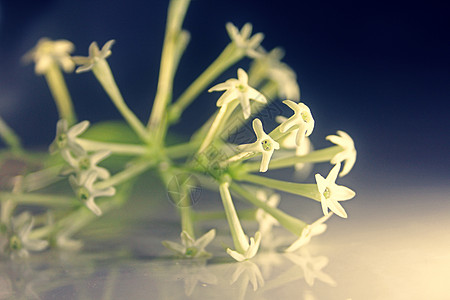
top-left (49, 119), bottom-right (89, 156)
top-left (69, 171), bottom-right (115, 216)
top-left (227, 231), bottom-right (262, 262)
top-left (24, 38), bottom-right (75, 74)
top-left (209, 68), bottom-right (267, 119)
top-left (315, 163), bottom-right (355, 218)
top-left (72, 40), bottom-right (115, 73)
top-left (61, 149), bottom-right (111, 180)
top-left (226, 22), bottom-right (264, 58)
top-left (237, 119), bottom-right (280, 172)
top-left (162, 229), bottom-right (216, 258)
top-left (326, 130), bottom-right (357, 177)
top-left (279, 100), bottom-right (314, 147)
top-left (285, 213), bottom-right (333, 252)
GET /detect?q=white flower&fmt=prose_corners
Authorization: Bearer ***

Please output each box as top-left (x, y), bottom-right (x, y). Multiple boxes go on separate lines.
top-left (24, 38), bottom-right (75, 74)
top-left (237, 118), bottom-right (280, 172)
top-left (49, 119), bottom-right (89, 156)
top-left (230, 261), bottom-right (264, 293)
top-left (285, 213), bottom-right (333, 252)
top-left (72, 39), bottom-right (115, 73)
top-left (209, 68), bottom-right (267, 119)
top-left (4, 212), bottom-right (48, 259)
top-left (279, 100), bottom-right (314, 146)
top-left (162, 229), bottom-right (216, 258)
top-left (226, 231), bottom-right (261, 262)
top-left (226, 22), bottom-right (264, 58)
top-left (69, 171), bottom-right (115, 216)
top-left (315, 163), bottom-right (355, 218)
top-left (255, 190), bottom-right (280, 234)
top-left (326, 130), bottom-right (357, 177)
top-left (61, 149), bottom-right (111, 180)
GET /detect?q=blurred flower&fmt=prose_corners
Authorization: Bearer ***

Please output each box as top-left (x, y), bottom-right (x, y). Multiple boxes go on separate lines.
top-left (49, 119), bottom-right (89, 156)
top-left (230, 260), bottom-right (264, 294)
top-left (209, 68), bottom-right (267, 119)
top-left (326, 130), bottom-right (357, 177)
top-left (255, 190), bottom-right (280, 234)
top-left (61, 149), bottom-right (111, 180)
top-left (226, 22), bottom-right (264, 58)
top-left (315, 163), bottom-right (355, 218)
top-left (285, 213), bottom-right (333, 252)
top-left (24, 38), bottom-right (75, 74)
top-left (162, 229), bottom-right (216, 258)
top-left (227, 231), bottom-right (261, 262)
top-left (237, 119), bottom-right (280, 172)
top-left (72, 40), bottom-right (115, 73)
top-left (279, 100), bottom-right (314, 147)
top-left (69, 171), bottom-right (115, 216)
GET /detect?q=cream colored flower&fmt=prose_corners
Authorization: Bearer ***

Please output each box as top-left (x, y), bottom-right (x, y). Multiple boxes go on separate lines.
top-left (162, 229), bottom-right (216, 258)
top-left (279, 100), bottom-right (314, 146)
top-left (255, 190), bottom-right (280, 234)
top-left (209, 68), bottom-right (267, 119)
top-left (315, 163), bottom-right (355, 218)
top-left (226, 231), bottom-right (261, 262)
top-left (226, 22), bottom-right (264, 58)
top-left (69, 171), bottom-right (115, 216)
top-left (326, 130), bottom-right (357, 177)
top-left (285, 213), bottom-right (333, 252)
top-left (24, 38), bottom-right (75, 74)
top-left (237, 118), bottom-right (280, 172)
top-left (72, 39), bottom-right (115, 73)
top-left (61, 149), bottom-right (111, 180)
top-left (49, 119), bottom-right (89, 156)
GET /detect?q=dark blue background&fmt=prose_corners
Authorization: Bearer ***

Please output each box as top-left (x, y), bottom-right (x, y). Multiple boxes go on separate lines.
top-left (0, 0), bottom-right (449, 186)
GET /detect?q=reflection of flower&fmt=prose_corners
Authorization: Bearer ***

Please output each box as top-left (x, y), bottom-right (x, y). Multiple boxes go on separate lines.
top-left (24, 38), bottom-right (75, 74)
top-left (315, 163), bottom-right (355, 218)
top-left (285, 249), bottom-right (336, 287)
top-left (285, 213), bottom-right (333, 252)
top-left (237, 119), bottom-right (280, 172)
top-left (226, 23), bottom-right (264, 58)
top-left (255, 190), bottom-right (280, 235)
top-left (230, 260), bottom-right (264, 299)
top-left (279, 100), bottom-right (314, 147)
top-left (209, 68), bottom-right (267, 119)
top-left (162, 229), bottom-right (216, 258)
top-left (174, 260), bottom-right (218, 297)
top-left (326, 130), bottom-right (357, 177)
top-left (49, 119), bottom-right (89, 156)
top-left (72, 39), bottom-right (115, 73)
top-left (69, 171), bottom-right (116, 216)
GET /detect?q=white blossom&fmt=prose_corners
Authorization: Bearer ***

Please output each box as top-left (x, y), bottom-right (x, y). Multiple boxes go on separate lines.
top-left (24, 38), bottom-right (75, 74)
top-left (162, 229), bottom-right (216, 258)
top-left (226, 22), bottom-right (264, 58)
top-left (279, 100), bottom-right (314, 146)
top-left (49, 119), bottom-right (89, 156)
top-left (326, 130), bottom-right (357, 177)
top-left (226, 231), bottom-right (261, 262)
top-left (72, 40), bottom-right (115, 73)
top-left (61, 149), bottom-right (111, 180)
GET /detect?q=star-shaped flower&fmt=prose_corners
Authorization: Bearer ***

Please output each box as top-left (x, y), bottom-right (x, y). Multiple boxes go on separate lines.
top-left (226, 231), bottom-right (261, 262)
top-left (315, 163), bottom-right (355, 218)
top-left (255, 190), bottom-right (280, 235)
top-left (279, 100), bottom-right (314, 147)
top-left (209, 68), bottom-right (267, 119)
top-left (237, 118), bottom-right (280, 172)
top-left (230, 260), bottom-right (264, 293)
top-left (69, 171), bottom-right (116, 216)
top-left (285, 213), bottom-right (333, 252)
top-left (162, 229), bottom-right (216, 258)
top-left (226, 22), bottom-right (264, 58)
top-left (49, 119), bottom-right (89, 156)
top-left (326, 130), bottom-right (357, 177)
top-left (24, 38), bottom-right (75, 74)
top-left (61, 149), bottom-right (111, 180)
top-left (72, 39), bottom-right (115, 73)
top-left (3, 212), bottom-right (48, 259)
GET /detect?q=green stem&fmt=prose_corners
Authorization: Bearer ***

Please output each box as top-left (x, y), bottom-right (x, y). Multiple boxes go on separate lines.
top-left (92, 60), bottom-right (149, 142)
top-left (237, 173), bottom-right (321, 202)
top-left (0, 116), bottom-right (23, 153)
top-left (45, 62), bottom-right (77, 125)
top-left (244, 146), bottom-right (342, 172)
top-left (147, 0), bottom-right (191, 135)
top-left (230, 183), bottom-right (306, 235)
top-left (165, 140), bottom-right (200, 159)
top-left (94, 160), bottom-right (155, 189)
top-left (0, 192), bottom-right (77, 207)
top-left (76, 138), bottom-right (149, 155)
top-left (193, 208), bottom-right (256, 222)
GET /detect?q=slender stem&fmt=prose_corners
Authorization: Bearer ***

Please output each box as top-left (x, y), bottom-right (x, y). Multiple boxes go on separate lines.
top-left (0, 192), bottom-right (77, 207)
top-left (219, 182), bottom-right (248, 253)
top-left (238, 173), bottom-right (321, 201)
top-left (45, 62), bottom-right (77, 125)
top-left (92, 60), bottom-right (149, 142)
top-left (193, 209), bottom-right (256, 222)
top-left (0, 116), bottom-right (23, 153)
top-left (147, 0), bottom-right (191, 133)
top-left (230, 183), bottom-right (306, 235)
top-left (23, 165), bottom-right (64, 192)
top-left (244, 146), bottom-right (342, 172)
top-left (94, 160), bottom-right (155, 189)
top-left (76, 138), bottom-right (148, 155)
top-left (165, 140), bottom-right (200, 159)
